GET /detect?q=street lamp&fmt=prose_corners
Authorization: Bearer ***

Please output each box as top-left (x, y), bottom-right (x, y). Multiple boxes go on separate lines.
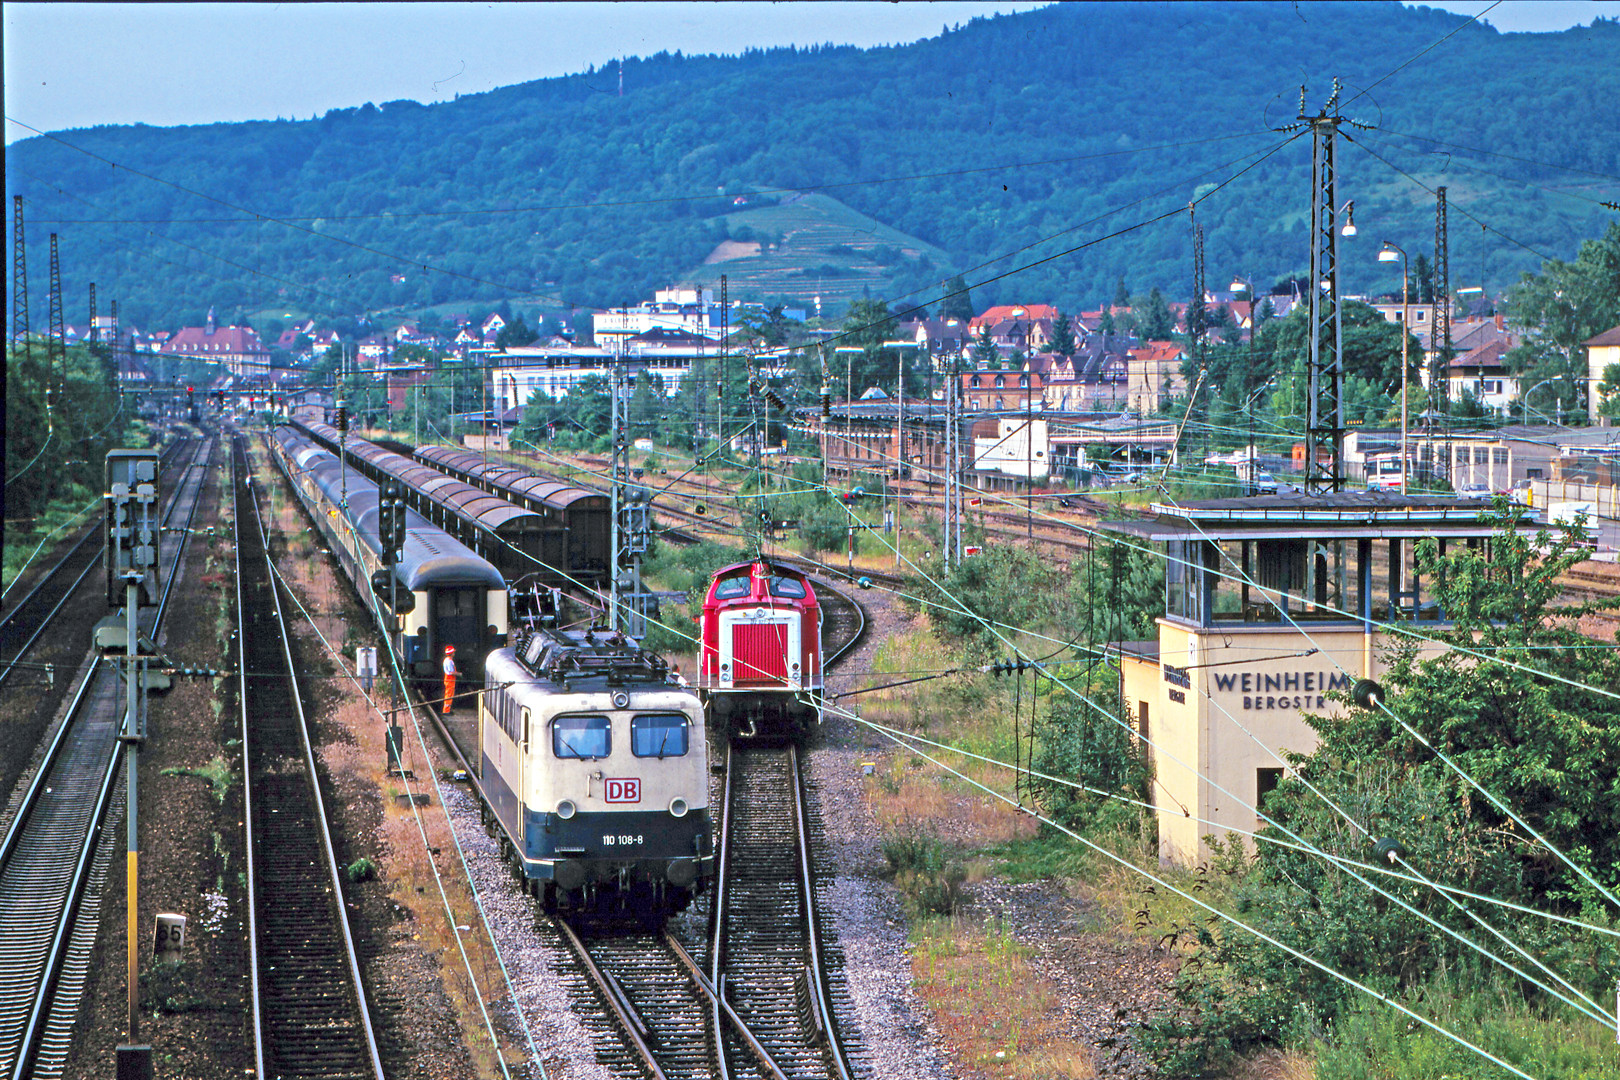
top-left (1379, 241), bottom-right (1410, 495)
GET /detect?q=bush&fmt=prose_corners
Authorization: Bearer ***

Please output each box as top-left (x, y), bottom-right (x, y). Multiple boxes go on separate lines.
top-left (881, 822), bottom-right (967, 916)
top-left (345, 857), bottom-right (378, 883)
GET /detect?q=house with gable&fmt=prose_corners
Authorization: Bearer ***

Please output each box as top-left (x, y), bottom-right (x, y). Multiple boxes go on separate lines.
top-left (1126, 340), bottom-right (1187, 415)
top-left (1585, 325), bottom-right (1620, 425)
top-left (156, 307), bottom-right (272, 377)
top-left (967, 304), bottom-right (1061, 332)
top-left (1042, 333), bottom-right (1130, 410)
top-left (1435, 315), bottom-right (1520, 414)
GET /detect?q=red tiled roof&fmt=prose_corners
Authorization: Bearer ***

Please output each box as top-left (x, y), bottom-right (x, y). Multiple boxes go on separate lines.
top-left (160, 325), bottom-right (268, 356)
top-left (1584, 326), bottom-right (1620, 347)
top-left (1449, 340), bottom-right (1509, 371)
top-left (1128, 341), bottom-right (1184, 363)
top-left (969, 304), bottom-right (1060, 329)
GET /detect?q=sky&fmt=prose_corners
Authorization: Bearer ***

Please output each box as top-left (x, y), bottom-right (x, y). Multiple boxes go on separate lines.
top-left (6, 1), bottom-right (1619, 144)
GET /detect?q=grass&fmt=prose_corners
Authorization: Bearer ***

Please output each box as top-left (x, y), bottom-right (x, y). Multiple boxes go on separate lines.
top-left (160, 755), bottom-right (235, 805)
top-left (1315, 979), bottom-right (1620, 1080)
top-left (909, 916), bottom-right (1096, 1079)
top-left (682, 192), bottom-right (954, 304)
top-left (1, 484), bottom-right (103, 595)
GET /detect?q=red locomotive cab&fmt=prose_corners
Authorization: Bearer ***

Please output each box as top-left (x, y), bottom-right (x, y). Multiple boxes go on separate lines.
top-left (699, 560), bottom-right (821, 694)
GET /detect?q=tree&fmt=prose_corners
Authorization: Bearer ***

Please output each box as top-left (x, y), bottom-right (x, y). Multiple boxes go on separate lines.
top-left (1599, 361), bottom-right (1620, 421)
top-left (1505, 222), bottom-right (1620, 423)
top-left (1049, 313), bottom-right (1077, 358)
top-left (496, 315), bottom-right (534, 349)
top-left (940, 274), bottom-right (975, 322)
top-left (842, 298), bottom-right (899, 392)
top-left (1139, 287), bottom-right (1175, 340)
top-left (1113, 274), bottom-right (1130, 307)
top-left (1098, 309), bottom-right (1117, 336)
top-left (971, 324), bottom-right (999, 369)
top-left (1411, 252), bottom-right (1435, 303)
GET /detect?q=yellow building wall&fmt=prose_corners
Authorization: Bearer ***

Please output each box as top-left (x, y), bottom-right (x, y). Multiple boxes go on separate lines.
top-left (1143, 620), bottom-right (1399, 867)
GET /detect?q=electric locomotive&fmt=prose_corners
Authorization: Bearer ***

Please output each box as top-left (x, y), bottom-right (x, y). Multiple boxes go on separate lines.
top-left (697, 559), bottom-right (824, 742)
top-left (480, 627), bottom-right (712, 921)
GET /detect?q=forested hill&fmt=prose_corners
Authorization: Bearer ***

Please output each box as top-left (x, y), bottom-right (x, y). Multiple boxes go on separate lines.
top-left (8, 1), bottom-right (1618, 329)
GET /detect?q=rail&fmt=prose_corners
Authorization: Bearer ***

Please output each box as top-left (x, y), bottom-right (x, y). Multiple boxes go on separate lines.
top-left (234, 433), bottom-right (385, 1079)
top-left (0, 437), bottom-right (213, 1078)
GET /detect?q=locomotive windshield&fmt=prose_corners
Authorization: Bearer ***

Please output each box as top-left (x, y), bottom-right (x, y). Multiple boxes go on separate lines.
top-left (713, 574), bottom-right (750, 600)
top-left (631, 713), bottom-right (689, 758)
top-left (553, 713), bottom-right (610, 759)
top-left (768, 576), bottom-right (806, 599)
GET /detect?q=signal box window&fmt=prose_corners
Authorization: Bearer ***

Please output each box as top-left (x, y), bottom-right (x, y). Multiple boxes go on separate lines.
top-left (553, 714), bottom-right (611, 759)
top-left (1257, 767), bottom-right (1284, 811)
top-left (768, 576), bottom-right (806, 599)
top-left (631, 713), bottom-right (689, 758)
top-left (714, 575), bottom-right (751, 600)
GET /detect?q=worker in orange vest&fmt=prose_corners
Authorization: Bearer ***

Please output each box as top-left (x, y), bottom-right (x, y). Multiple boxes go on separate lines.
top-left (441, 645), bottom-right (457, 714)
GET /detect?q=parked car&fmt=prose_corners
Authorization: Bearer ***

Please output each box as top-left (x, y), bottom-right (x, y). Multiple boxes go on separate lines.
top-left (1253, 472), bottom-right (1279, 495)
top-left (1456, 482), bottom-right (1492, 499)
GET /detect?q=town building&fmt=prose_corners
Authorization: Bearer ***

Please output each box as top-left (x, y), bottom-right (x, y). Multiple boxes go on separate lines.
top-left (154, 308), bottom-right (272, 377)
top-left (1585, 325), bottom-right (1620, 425)
top-left (1126, 341), bottom-right (1187, 415)
top-left (593, 285), bottom-right (726, 347)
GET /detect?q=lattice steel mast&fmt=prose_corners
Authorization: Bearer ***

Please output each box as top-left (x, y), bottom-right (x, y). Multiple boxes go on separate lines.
top-left (1303, 84), bottom-right (1346, 494)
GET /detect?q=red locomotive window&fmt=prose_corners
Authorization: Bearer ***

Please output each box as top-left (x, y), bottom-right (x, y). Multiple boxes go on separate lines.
top-left (713, 574), bottom-right (750, 600)
top-left (768, 576), bottom-right (806, 599)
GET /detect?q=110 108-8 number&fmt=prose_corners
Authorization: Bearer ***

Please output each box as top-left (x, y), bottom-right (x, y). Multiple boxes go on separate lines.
top-left (601, 834), bottom-right (643, 846)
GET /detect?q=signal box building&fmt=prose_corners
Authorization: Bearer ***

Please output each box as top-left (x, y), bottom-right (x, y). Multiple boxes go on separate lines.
top-left (1103, 493), bottom-right (1501, 867)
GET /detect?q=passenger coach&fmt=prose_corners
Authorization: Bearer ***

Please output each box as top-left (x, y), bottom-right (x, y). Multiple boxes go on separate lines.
top-left (269, 427), bottom-right (508, 683)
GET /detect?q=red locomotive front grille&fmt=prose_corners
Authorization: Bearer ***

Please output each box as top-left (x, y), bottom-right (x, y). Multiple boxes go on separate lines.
top-left (731, 622), bottom-right (790, 683)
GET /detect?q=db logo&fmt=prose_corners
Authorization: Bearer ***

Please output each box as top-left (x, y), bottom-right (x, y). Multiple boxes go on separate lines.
top-left (604, 778), bottom-right (641, 803)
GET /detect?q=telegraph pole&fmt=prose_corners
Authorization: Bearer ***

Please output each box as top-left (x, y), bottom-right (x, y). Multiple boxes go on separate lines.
top-left (1302, 82), bottom-right (1348, 494)
top-left (5, 196), bottom-right (28, 606)
top-left (609, 355), bottom-right (652, 636)
top-left (1192, 216), bottom-right (1209, 464)
top-left (48, 233), bottom-right (65, 403)
top-left (1434, 186), bottom-right (1452, 484)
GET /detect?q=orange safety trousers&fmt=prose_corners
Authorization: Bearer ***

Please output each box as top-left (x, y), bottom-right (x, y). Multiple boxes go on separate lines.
top-left (442, 672), bottom-right (457, 713)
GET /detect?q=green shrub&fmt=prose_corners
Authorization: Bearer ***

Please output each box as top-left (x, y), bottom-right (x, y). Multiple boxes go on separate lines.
top-left (881, 822), bottom-right (967, 916)
top-left (345, 857), bottom-right (378, 883)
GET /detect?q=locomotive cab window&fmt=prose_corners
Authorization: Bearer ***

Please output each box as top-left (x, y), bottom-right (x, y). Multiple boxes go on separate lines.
top-left (768, 576), bottom-right (806, 599)
top-left (553, 713), bottom-right (610, 759)
top-left (713, 575), bottom-right (750, 600)
top-left (631, 713), bottom-right (689, 758)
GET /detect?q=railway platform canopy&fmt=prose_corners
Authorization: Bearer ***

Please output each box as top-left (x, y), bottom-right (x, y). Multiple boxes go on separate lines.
top-left (1099, 492), bottom-right (1507, 868)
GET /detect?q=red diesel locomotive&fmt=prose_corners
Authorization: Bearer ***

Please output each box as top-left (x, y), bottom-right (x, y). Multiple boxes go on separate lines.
top-left (697, 559), bottom-right (824, 742)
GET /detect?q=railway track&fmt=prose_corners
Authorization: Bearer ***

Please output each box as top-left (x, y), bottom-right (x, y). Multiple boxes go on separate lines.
top-left (551, 742), bottom-right (861, 1080)
top-left (710, 744), bottom-right (859, 1080)
top-left (232, 433), bottom-right (385, 1080)
top-left (0, 439), bottom-right (193, 699)
top-left (0, 436), bottom-right (213, 1079)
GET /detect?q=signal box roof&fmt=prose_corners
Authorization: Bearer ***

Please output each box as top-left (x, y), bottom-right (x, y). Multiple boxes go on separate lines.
top-left (1103, 492), bottom-right (1507, 542)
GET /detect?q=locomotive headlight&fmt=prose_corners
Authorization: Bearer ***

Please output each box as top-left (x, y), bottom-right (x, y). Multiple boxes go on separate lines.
top-left (668, 797), bottom-right (689, 818)
top-left (612, 691), bottom-right (630, 709)
top-left (720, 663), bottom-right (731, 676)
top-left (556, 799), bottom-right (577, 820)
